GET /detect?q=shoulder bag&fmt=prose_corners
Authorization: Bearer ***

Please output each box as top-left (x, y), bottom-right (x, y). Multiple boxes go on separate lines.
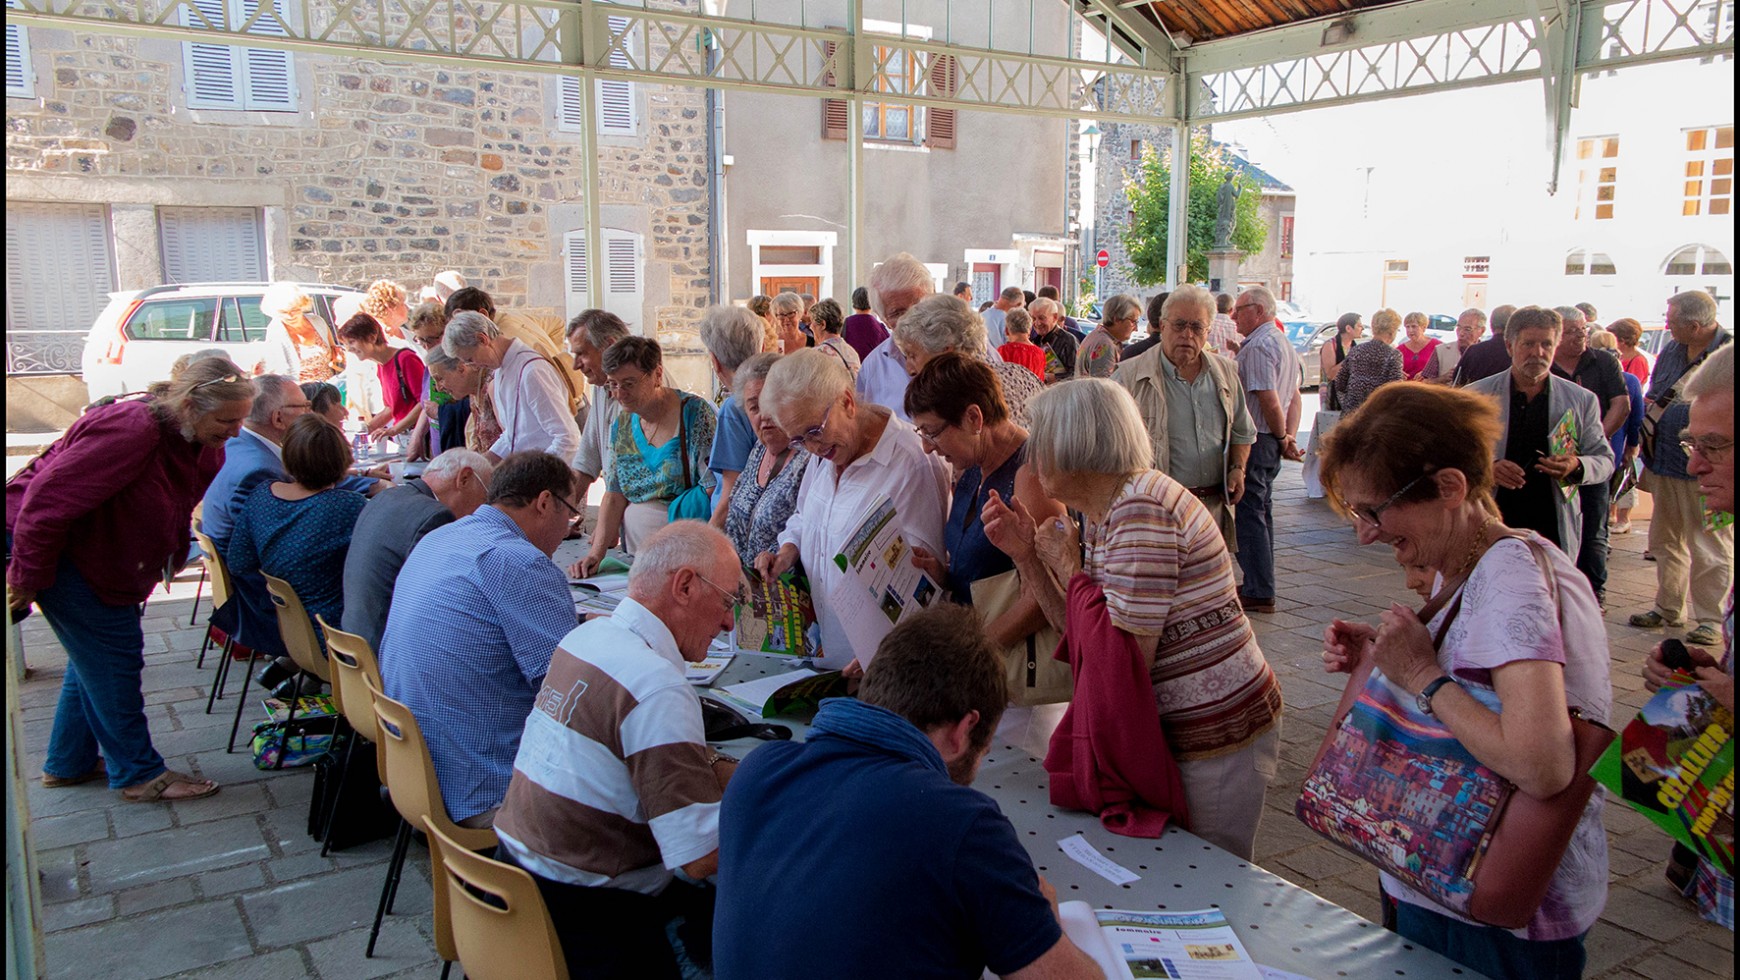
top-left (971, 568), bottom-right (1072, 706)
top-left (667, 396), bottom-right (713, 522)
top-left (1639, 343), bottom-right (1718, 463)
top-left (1294, 534), bottom-right (1614, 929)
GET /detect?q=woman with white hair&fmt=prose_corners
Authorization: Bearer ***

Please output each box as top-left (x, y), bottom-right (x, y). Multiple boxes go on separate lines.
top-left (769, 292), bottom-right (811, 354)
top-left (699, 304), bottom-right (770, 529)
top-left (723, 353), bottom-right (812, 565)
top-left (755, 348), bottom-right (950, 669)
top-left (1334, 308), bottom-right (1406, 412)
top-left (260, 282), bottom-right (340, 384)
top-left (894, 294), bottom-right (1042, 427)
top-left (1077, 293), bottom-right (1140, 379)
top-left (981, 379), bottom-right (1283, 860)
top-left (423, 343), bottom-right (501, 454)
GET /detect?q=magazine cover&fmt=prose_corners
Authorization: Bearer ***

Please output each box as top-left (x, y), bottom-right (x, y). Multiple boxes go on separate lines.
top-left (1590, 674), bottom-right (1734, 876)
top-left (737, 565), bottom-right (818, 658)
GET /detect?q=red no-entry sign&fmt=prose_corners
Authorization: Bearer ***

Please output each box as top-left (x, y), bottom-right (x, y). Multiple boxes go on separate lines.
top-left (1096, 249), bottom-right (1109, 268)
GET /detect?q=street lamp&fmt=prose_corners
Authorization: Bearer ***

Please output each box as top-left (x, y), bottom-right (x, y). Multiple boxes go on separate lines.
top-left (1083, 122), bottom-right (1102, 163)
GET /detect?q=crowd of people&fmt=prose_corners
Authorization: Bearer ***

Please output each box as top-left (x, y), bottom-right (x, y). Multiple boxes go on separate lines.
top-left (4, 253), bottom-right (1732, 979)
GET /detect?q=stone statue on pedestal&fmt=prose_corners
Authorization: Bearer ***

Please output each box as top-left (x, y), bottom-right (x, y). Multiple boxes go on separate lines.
top-left (1212, 174), bottom-right (1241, 249)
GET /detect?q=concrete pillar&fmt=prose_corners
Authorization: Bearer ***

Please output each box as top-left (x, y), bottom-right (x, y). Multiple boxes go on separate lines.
top-left (109, 204), bottom-right (162, 290)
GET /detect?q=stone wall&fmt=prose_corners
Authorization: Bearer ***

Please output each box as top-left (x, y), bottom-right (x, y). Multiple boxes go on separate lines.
top-left (5, 25), bottom-right (711, 349)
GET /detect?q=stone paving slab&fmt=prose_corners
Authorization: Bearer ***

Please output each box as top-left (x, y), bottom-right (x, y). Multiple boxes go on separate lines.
top-left (15, 465), bottom-right (1735, 979)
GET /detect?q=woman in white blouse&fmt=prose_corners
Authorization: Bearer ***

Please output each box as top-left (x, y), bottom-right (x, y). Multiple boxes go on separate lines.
top-left (756, 348), bottom-right (951, 671)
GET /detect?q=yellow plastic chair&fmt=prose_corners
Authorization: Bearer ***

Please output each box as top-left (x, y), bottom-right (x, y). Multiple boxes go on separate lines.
top-left (190, 525), bottom-right (239, 710)
top-left (426, 823), bottom-right (570, 980)
top-left (228, 573), bottom-right (333, 760)
top-left (365, 677), bottom-right (498, 974)
top-left (314, 616), bottom-right (387, 857)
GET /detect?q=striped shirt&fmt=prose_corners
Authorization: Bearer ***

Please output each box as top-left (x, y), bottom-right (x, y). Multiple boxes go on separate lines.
top-left (494, 597), bottom-right (720, 894)
top-left (1082, 470), bottom-right (1282, 760)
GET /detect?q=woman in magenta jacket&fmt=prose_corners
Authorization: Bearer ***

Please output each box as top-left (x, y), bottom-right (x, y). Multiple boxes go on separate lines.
top-left (7, 359), bottom-right (255, 803)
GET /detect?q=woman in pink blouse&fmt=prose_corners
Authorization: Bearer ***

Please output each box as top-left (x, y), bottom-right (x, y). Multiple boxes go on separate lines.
top-left (1399, 311), bottom-right (1442, 380)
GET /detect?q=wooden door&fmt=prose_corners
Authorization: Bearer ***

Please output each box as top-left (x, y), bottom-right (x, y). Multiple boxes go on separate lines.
top-left (760, 276), bottom-right (819, 297)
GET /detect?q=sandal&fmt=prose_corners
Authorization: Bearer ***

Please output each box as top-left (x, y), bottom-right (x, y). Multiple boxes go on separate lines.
top-left (120, 770), bottom-right (220, 803)
top-left (42, 761), bottom-right (107, 788)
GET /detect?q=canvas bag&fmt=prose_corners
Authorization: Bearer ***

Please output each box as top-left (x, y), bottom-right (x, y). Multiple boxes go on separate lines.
top-left (1294, 535), bottom-right (1615, 929)
top-left (971, 568), bottom-right (1072, 706)
top-left (667, 395), bottom-right (713, 521)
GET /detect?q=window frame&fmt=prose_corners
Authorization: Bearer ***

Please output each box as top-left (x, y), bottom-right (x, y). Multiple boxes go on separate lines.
top-left (180, 0), bottom-right (299, 113)
top-left (1572, 135), bottom-right (1620, 221)
top-left (1680, 124), bottom-right (1734, 218)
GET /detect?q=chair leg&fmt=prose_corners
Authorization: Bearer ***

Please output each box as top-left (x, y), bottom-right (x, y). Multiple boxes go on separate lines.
top-left (367, 819), bottom-right (412, 958)
top-left (195, 628), bottom-right (213, 670)
top-left (271, 673), bottom-right (305, 771)
top-left (207, 635), bottom-right (242, 715)
top-left (224, 644), bottom-right (262, 752)
top-left (188, 566), bottom-right (207, 626)
top-left (318, 725), bottom-right (356, 857)
top-left (440, 960), bottom-right (453, 980)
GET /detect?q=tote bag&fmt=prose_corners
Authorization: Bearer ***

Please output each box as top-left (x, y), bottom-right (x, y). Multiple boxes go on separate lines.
top-left (972, 568), bottom-right (1072, 706)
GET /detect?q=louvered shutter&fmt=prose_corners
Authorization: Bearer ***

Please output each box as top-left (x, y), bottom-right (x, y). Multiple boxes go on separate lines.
top-left (6, 0), bottom-right (32, 98)
top-left (557, 74), bottom-right (584, 132)
top-left (821, 41), bottom-right (848, 140)
top-left (603, 229), bottom-right (644, 326)
top-left (238, 0), bottom-right (295, 111)
top-left (159, 207), bottom-right (266, 283)
top-left (183, 0), bottom-right (243, 110)
top-left (596, 15), bottom-right (638, 135)
top-left (563, 230), bottom-right (591, 319)
top-left (6, 202), bottom-right (115, 374)
top-left (924, 53), bottom-right (956, 149)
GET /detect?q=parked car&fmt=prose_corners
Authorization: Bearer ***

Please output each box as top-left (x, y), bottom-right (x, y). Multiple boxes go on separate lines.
top-left (81, 282), bottom-right (361, 400)
top-left (1284, 319), bottom-right (1336, 389)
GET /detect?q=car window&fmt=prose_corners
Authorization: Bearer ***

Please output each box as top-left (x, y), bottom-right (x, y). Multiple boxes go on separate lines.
top-left (224, 297), bottom-right (271, 343)
top-left (124, 298), bottom-right (217, 342)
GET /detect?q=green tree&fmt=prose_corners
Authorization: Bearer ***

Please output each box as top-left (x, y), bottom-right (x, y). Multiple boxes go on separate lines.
top-left (1122, 133), bottom-right (1267, 285)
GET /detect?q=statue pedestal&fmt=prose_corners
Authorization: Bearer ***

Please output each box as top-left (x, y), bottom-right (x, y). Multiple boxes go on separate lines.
top-left (1206, 249), bottom-right (1243, 295)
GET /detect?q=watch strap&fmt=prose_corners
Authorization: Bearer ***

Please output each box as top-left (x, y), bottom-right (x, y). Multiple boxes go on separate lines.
top-left (1417, 675), bottom-right (1456, 714)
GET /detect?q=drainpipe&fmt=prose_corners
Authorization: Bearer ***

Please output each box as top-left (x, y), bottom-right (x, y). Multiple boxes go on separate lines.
top-left (705, 30), bottom-right (727, 306)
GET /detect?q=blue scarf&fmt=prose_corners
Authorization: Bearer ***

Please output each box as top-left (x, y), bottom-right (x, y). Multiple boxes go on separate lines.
top-left (809, 698), bottom-right (946, 776)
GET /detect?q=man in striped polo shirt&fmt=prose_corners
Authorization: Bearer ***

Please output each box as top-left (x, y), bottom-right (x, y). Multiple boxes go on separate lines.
top-left (494, 521), bottom-right (741, 977)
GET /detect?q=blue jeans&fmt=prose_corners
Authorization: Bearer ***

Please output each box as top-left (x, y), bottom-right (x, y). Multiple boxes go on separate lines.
top-left (38, 560), bottom-right (167, 789)
top-left (1235, 433), bottom-right (1282, 600)
top-left (1576, 480), bottom-right (1610, 598)
top-left (1395, 901), bottom-right (1587, 980)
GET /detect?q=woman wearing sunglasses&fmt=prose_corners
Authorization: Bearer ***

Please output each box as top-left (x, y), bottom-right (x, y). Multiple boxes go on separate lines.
top-left (755, 348), bottom-right (950, 670)
top-left (8, 359), bottom-right (256, 803)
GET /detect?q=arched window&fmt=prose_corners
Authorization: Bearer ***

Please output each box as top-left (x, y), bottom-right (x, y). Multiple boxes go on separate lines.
top-left (1663, 244), bottom-right (1733, 276)
top-left (1565, 249), bottom-right (1618, 276)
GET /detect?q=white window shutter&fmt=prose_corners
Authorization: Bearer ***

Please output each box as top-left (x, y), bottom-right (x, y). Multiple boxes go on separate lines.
top-left (6, 0), bottom-right (33, 98)
top-left (596, 16), bottom-right (638, 135)
top-left (238, 0), bottom-right (295, 110)
top-left (602, 229), bottom-right (643, 326)
top-left (563, 230), bottom-right (591, 320)
top-left (183, 0), bottom-right (243, 110)
top-left (159, 207), bottom-right (265, 283)
top-left (556, 74), bottom-right (584, 133)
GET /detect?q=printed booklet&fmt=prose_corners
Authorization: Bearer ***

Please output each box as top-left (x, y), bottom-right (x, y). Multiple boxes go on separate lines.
top-left (1057, 904), bottom-right (1262, 980)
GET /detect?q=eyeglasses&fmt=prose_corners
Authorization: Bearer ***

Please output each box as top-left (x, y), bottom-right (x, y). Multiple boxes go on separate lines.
top-left (788, 401), bottom-right (835, 450)
top-left (695, 572), bottom-right (748, 610)
top-left (1165, 318), bottom-right (1208, 333)
top-left (914, 421), bottom-right (949, 445)
top-left (604, 375), bottom-right (644, 395)
top-left (283, 402), bottom-right (313, 411)
top-left (1680, 436), bottom-right (1734, 461)
top-left (1343, 474), bottom-right (1430, 529)
top-left (552, 493), bottom-right (585, 526)
top-left (192, 374), bottom-right (241, 391)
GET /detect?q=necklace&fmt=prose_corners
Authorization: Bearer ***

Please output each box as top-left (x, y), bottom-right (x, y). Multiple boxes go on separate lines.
top-left (1453, 515), bottom-right (1496, 579)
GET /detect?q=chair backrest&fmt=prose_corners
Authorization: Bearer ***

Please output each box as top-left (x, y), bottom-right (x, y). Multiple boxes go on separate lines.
top-left (261, 572), bottom-right (330, 684)
top-left (426, 823), bottom-right (569, 980)
top-left (315, 616), bottom-right (381, 746)
top-left (190, 525), bottom-right (235, 612)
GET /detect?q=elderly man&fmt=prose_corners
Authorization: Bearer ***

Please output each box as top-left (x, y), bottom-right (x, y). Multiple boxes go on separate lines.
top-left (1630, 290), bottom-right (1733, 646)
top-left (714, 604), bottom-right (1103, 980)
top-left (1452, 303), bottom-right (1517, 385)
top-left (379, 452), bottom-right (579, 828)
top-left (1230, 286), bottom-right (1303, 614)
top-left (1112, 285), bottom-right (1255, 551)
top-left (979, 285), bottom-right (1024, 350)
top-left (1029, 297), bottom-right (1078, 383)
top-left (1551, 305), bottom-right (1631, 605)
top-left (1466, 306), bottom-right (1614, 562)
top-left (200, 375), bottom-right (385, 660)
top-left (1037, 285), bottom-right (1085, 341)
top-left (494, 522), bottom-right (739, 977)
top-left (1428, 308), bottom-right (1487, 383)
top-left (340, 448), bottom-right (494, 653)
top-left (1210, 292), bottom-right (1241, 355)
top-left (445, 311), bottom-right (582, 464)
top-left (856, 253), bottom-right (936, 422)
top-left (567, 309), bottom-right (631, 529)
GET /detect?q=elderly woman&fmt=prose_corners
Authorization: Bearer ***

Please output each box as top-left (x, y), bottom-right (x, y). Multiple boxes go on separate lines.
top-left (1606, 317), bottom-right (1652, 384)
top-left (747, 294), bottom-right (780, 352)
top-left (577, 337), bottom-right (717, 573)
top-left (1077, 293), bottom-right (1140, 378)
top-left (1399, 311), bottom-right (1442, 380)
top-left (756, 348), bottom-right (950, 669)
top-left (998, 309), bottom-right (1046, 381)
top-left (360, 279), bottom-right (411, 342)
top-left (1319, 312), bottom-right (1363, 410)
top-left (400, 300), bottom-right (469, 457)
top-left (769, 292), bottom-right (811, 354)
top-left (980, 379), bottom-right (1282, 858)
top-left (724, 353), bottom-right (813, 565)
top-left (301, 381), bottom-right (346, 428)
top-left (423, 343), bottom-right (501, 455)
top-left (699, 304), bottom-right (768, 529)
top-left (905, 352), bottom-right (1064, 646)
top-left (1334, 308), bottom-right (1405, 412)
top-left (894, 294), bottom-right (1043, 427)
top-left (260, 282), bottom-right (340, 383)
top-left (810, 298), bottom-right (860, 377)
top-left (8, 359), bottom-right (254, 802)
top-left (227, 414), bottom-right (369, 647)
top-left (337, 313), bottom-right (426, 445)
top-left (1319, 381), bottom-right (1612, 977)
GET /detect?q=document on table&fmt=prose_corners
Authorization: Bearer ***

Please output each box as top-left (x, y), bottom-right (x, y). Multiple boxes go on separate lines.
top-left (827, 494), bottom-right (940, 666)
top-left (571, 568), bottom-right (631, 617)
top-left (685, 654), bottom-right (734, 686)
top-left (1057, 833), bottom-right (1141, 885)
top-left (714, 669), bottom-right (824, 718)
top-left (1057, 902), bottom-right (1262, 980)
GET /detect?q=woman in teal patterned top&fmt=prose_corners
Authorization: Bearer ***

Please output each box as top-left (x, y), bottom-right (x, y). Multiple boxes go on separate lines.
top-left (582, 337), bottom-right (717, 569)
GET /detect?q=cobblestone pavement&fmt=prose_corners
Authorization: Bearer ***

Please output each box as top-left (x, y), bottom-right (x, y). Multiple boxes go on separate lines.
top-left (13, 464), bottom-right (1735, 979)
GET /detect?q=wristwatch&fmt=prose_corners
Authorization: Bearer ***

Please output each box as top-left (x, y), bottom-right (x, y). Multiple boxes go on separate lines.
top-left (1416, 676), bottom-right (1458, 716)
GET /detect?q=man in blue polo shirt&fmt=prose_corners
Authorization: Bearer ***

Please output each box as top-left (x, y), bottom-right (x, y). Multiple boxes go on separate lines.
top-left (713, 605), bottom-right (1100, 980)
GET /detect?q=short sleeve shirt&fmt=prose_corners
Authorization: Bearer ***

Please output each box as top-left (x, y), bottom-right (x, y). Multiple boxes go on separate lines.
top-left (1075, 328), bottom-right (1121, 379)
top-left (1235, 323), bottom-right (1301, 434)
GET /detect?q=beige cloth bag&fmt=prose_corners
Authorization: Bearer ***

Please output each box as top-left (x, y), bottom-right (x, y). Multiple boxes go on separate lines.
top-left (971, 568), bottom-right (1072, 706)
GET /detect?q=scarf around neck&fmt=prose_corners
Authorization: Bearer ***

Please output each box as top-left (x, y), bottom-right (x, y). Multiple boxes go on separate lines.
top-left (809, 698), bottom-right (947, 776)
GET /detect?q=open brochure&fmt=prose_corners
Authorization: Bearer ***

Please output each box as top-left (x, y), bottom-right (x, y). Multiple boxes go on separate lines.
top-left (738, 565), bottom-right (819, 658)
top-left (1547, 408), bottom-right (1579, 501)
top-left (712, 668), bottom-right (849, 719)
top-left (1591, 672), bottom-right (1734, 876)
top-left (1058, 903), bottom-right (1262, 980)
top-left (827, 494), bottom-right (941, 665)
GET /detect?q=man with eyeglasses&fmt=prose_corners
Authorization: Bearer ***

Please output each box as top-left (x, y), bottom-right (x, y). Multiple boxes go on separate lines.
top-left (1549, 305), bottom-right (1631, 607)
top-left (494, 521), bottom-right (741, 977)
top-left (1630, 289), bottom-right (1732, 646)
top-left (1230, 286), bottom-right (1304, 613)
top-left (1113, 285), bottom-right (1254, 551)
